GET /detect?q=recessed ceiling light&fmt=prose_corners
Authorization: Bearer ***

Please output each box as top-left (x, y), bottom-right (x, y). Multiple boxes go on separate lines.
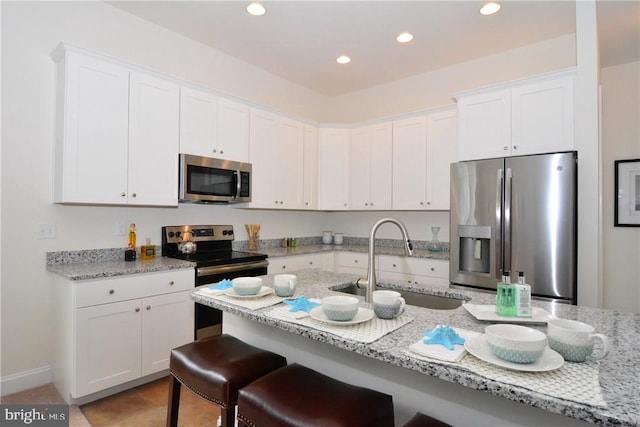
top-left (336, 55), bottom-right (351, 64)
top-left (480, 2), bottom-right (501, 15)
top-left (247, 2), bottom-right (266, 16)
top-left (396, 32), bottom-right (414, 43)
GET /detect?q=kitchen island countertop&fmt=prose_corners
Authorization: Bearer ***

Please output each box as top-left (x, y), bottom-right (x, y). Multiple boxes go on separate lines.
top-left (192, 269), bottom-right (639, 427)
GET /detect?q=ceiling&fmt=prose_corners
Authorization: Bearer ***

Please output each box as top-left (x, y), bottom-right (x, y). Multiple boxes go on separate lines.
top-left (108, 1), bottom-right (639, 97)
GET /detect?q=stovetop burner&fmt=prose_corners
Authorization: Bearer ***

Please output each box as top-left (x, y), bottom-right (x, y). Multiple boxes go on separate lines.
top-left (161, 225), bottom-right (267, 267)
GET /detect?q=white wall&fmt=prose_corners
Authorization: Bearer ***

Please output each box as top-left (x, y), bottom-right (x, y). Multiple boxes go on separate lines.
top-left (601, 61), bottom-right (640, 312)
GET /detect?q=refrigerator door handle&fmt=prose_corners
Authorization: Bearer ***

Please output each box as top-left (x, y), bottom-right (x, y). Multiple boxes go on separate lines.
top-left (496, 168), bottom-right (504, 276)
top-left (504, 167), bottom-right (513, 273)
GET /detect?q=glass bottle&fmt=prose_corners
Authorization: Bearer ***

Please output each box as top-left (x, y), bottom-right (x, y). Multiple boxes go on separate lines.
top-left (128, 223), bottom-right (136, 250)
top-left (427, 226), bottom-right (443, 252)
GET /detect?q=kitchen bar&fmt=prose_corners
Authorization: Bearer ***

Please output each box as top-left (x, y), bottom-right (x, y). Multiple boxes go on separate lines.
top-left (192, 270), bottom-right (639, 427)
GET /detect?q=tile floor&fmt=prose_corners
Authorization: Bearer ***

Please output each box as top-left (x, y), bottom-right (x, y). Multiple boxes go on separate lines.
top-left (1, 376), bottom-right (220, 427)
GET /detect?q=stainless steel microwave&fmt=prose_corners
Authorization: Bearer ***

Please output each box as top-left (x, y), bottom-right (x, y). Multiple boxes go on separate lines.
top-left (179, 154), bottom-right (251, 203)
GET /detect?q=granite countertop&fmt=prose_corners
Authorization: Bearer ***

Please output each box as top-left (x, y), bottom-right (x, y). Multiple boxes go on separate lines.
top-left (192, 269), bottom-right (640, 427)
top-left (256, 243), bottom-right (451, 261)
top-left (47, 256), bottom-right (195, 280)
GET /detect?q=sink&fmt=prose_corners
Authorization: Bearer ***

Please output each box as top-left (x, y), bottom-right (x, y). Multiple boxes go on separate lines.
top-left (330, 283), bottom-right (465, 310)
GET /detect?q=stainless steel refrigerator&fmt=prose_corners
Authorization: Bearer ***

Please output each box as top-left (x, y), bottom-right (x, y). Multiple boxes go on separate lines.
top-left (449, 152), bottom-right (577, 304)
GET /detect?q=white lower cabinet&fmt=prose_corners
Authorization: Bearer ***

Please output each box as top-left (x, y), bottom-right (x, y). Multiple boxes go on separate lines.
top-left (53, 269), bottom-right (194, 402)
top-left (334, 252), bottom-right (370, 276)
top-left (267, 254), bottom-right (324, 274)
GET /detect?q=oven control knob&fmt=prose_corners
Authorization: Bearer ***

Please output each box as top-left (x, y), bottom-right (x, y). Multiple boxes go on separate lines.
top-left (228, 229), bottom-right (233, 235)
top-left (175, 231), bottom-right (182, 238)
top-left (168, 231), bottom-right (175, 238)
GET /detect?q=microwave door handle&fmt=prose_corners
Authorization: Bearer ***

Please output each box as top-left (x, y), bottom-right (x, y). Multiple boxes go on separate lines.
top-left (234, 170), bottom-right (241, 199)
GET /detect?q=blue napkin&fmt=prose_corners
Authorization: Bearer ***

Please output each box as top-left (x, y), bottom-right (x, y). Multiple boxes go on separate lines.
top-left (283, 296), bottom-right (321, 313)
top-left (209, 279), bottom-right (232, 291)
top-left (422, 325), bottom-right (465, 350)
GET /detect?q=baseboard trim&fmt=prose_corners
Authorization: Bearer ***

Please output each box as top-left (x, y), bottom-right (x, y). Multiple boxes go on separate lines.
top-left (0, 365), bottom-right (52, 396)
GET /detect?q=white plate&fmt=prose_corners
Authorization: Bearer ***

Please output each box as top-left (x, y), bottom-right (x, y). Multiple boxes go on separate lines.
top-left (464, 334), bottom-right (564, 372)
top-left (309, 307), bottom-right (374, 325)
top-left (223, 286), bottom-right (274, 299)
top-left (463, 304), bottom-right (552, 324)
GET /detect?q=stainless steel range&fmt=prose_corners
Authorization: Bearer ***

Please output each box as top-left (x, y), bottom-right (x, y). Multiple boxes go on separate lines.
top-left (162, 224), bottom-right (268, 339)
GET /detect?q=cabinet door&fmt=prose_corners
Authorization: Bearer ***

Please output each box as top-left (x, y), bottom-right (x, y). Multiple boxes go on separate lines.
top-left (457, 89), bottom-right (511, 161)
top-left (276, 118), bottom-right (305, 208)
top-left (141, 291), bottom-right (194, 376)
top-left (511, 75), bottom-right (574, 156)
top-left (179, 87), bottom-right (218, 157)
top-left (267, 254), bottom-right (323, 274)
top-left (128, 72), bottom-right (179, 206)
top-left (392, 116), bottom-right (427, 210)
top-left (75, 299), bottom-right (142, 397)
top-left (302, 125), bottom-right (319, 210)
top-left (426, 109), bottom-right (457, 210)
top-left (318, 128), bottom-right (350, 210)
top-left (55, 52), bottom-right (129, 204)
top-left (369, 122), bottom-right (393, 209)
top-left (349, 126), bottom-right (372, 209)
top-left (217, 98), bottom-right (250, 162)
top-left (248, 108), bottom-right (278, 207)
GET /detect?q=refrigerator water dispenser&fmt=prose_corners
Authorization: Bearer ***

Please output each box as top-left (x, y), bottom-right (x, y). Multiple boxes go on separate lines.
top-left (458, 225), bottom-right (491, 275)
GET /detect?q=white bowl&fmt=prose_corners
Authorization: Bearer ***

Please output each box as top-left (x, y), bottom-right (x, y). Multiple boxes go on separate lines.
top-left (485, 324), bottom-right (547, 364)
top-left (321, 295), bottom-right (359, 321)
top-left (231, 277), bottom-right (263, 296)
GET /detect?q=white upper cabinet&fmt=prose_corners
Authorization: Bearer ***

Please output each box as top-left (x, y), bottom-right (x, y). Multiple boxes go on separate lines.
top-left (179, 87), bottom-right (218, 157)
top-left (53, 48), bottom-right (130, 205)
top-left (52, 45), bottom-right (179, 206)
top-left (392, 116), bottom-right (428, 210)
top-left (318, 128), bottom-right (350, 210)
top-left (128, 72), bottom-right (180, 206)
top-left (392, 110), bottom-right (457, 210)
top-left (216, 97), bottom-right (250, 162)
top-left (302, 125), bottom-right (319, 210)
top-left (179, 88), bottom-right (250, 162)
top-left (456, 71), bottom-right (574, 161)
top-left (248, 108), bottom-right (304, 209)
top-left (426, 109), bottom-right (458, 210)
top-left (349, 122), bottom-right (392, 210)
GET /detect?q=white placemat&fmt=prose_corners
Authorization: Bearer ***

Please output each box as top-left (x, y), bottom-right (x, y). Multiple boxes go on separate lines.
top-left (266, 304), bottom-right (413, 344)
top-left (405, 348), bottom-right (607, 408)
top-left (195, 288), bottom-right (284, 310)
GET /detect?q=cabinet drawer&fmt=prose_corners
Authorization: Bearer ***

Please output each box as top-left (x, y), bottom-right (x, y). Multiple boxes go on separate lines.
top-left (335, 252), bottom-right (368, 268)
top-left (378, 256), bottom-right (449, 279)
top-left (267, 254), bottom-right (322, 274)
top-left (74, 269), bottom-right (194, 308)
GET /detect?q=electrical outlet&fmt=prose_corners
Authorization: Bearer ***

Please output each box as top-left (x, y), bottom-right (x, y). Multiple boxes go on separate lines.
top-left (115, 221), bottom-right (127, 236)
top-left (37, 223), bottom-right (57, 239)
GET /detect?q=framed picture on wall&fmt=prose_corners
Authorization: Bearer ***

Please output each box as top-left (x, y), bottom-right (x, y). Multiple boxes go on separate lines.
top-left (615, 159), bottom-right (640, 227)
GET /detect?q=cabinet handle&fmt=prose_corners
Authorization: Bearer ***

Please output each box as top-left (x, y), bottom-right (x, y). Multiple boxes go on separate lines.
top-left (131, 193), bottom-right (137, 198)
top-left (420, 202), bottom-right (424, 205)
top-left (120, 192), bottom-right (126, 197)
top-left (513, 145), bottom-right (518, 150)
top-left (169, 281), bottom-right (175, 286)
top-left (220, 150), bottom-right (224, 154)
top-left (393, 263), bottom-right (397, 267)
top-left (305, 202), bottom-right (309, 206)
top-left (212, 149), bottom-right (217, 153)
top-left (430, 267), bottom-right (435, 271)
top-left (280, 201), bottom-right (284, 204)
top-left (135, 307), bottom-right (140, 312)
top-left (309, 261), bottom-right (313, 265)
top-left (344, 203), bottom-right (347, 207)
top-left (503, 146), bottom-right (509, 151)
top-left (365, 203), bottom-right (368, 206)
top-left (146, 305), bottom-right (151, 310)
top-left (354, 260), bottom-right (358, 264)
top-left (370, 203), bottom-right (373, 206)
top-left (109, 289), bottom-right (115, 294)
top-left (282, 265), bottom-right (286, 269)
top-left (427, 201), bottom-right (431, 205)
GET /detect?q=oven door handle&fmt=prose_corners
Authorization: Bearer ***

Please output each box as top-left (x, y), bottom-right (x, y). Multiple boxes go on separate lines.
top-left (197, 260), bottom-right (269, 277)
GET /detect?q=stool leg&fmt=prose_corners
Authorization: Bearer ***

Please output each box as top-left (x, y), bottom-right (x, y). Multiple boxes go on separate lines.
top-left (166, 375), bottom-right (182, 427)
top-left (220, 407), bottom-right (235, 427)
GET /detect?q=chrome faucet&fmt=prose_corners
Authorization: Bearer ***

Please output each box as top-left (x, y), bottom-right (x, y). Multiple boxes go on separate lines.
top-left (359, 218), bottom-right (414, 303)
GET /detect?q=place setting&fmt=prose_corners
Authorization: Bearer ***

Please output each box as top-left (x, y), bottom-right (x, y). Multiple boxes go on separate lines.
top-left (196, 277), bottom-right (284, 310)
top-left (267, 288), bottom-right (413, 344)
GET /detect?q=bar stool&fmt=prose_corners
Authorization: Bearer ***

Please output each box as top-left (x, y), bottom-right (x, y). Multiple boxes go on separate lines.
top-left (403, 412), bottom-right (451, 427)
top-left (237, 363), bottom-right (394, 427)
top-left (166, 334), bottom-right (287, 427)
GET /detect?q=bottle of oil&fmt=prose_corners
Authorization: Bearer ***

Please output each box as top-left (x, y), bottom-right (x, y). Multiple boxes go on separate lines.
top-left (128, 223), bottom-right (137, 250)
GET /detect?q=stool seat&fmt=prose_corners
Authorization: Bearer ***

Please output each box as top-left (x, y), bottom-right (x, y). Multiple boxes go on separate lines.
top-left (167, 334), bottom-right (287, 427)
top-left (237, 363), bottom-right (394, 427)
top-left (403, 412), bottom-right (451, 427)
